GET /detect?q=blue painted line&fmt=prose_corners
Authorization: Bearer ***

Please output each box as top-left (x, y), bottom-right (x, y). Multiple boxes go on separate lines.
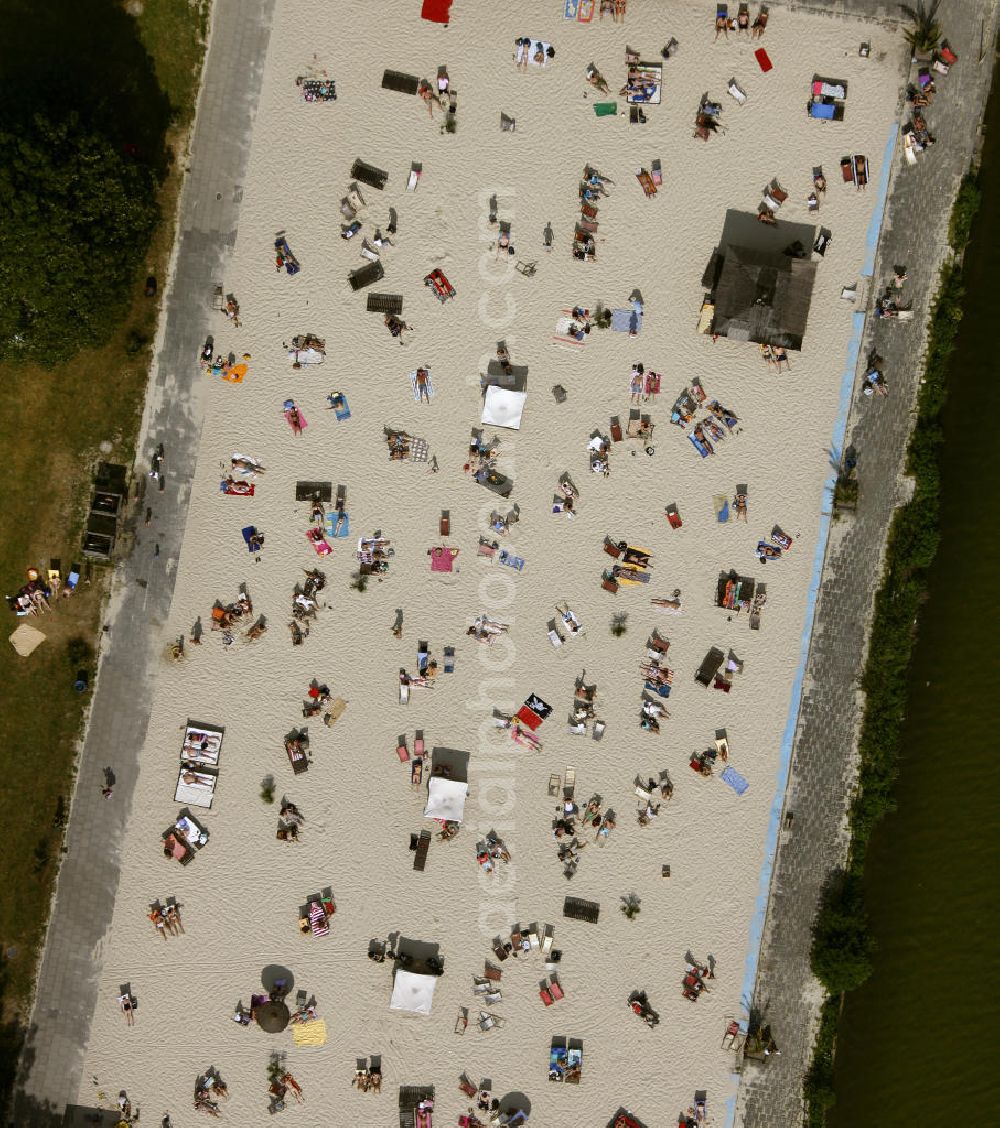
top-left (725, 124), bottom-right (896, 1128)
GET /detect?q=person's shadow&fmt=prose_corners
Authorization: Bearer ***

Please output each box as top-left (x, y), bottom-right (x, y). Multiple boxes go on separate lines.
top-left (103, 767), bottom-right (116, 789)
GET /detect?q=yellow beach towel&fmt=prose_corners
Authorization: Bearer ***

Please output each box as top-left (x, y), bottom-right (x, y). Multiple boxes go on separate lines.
top-left (293, 1019), bottom-right (327, 1046)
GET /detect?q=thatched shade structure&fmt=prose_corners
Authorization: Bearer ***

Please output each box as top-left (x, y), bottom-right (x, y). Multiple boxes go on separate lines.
top-left (255, 1000), bottom-right (290, 1033)
top-left (711, 246), bottom-right (816, 351)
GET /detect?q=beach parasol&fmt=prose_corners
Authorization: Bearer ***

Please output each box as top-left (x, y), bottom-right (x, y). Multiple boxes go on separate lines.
top-left (255, 1000), bottom-right (290, 1033)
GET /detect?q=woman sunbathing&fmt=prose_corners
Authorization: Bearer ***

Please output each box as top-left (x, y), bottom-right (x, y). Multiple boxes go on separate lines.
top-left (417, 80), bottom-right (442, 116)
top-left (586, 65), bottom-right (610, 93)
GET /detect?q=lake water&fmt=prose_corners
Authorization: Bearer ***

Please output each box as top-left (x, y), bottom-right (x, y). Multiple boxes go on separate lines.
top-left (829, 72), bottom-right (1000, 1123)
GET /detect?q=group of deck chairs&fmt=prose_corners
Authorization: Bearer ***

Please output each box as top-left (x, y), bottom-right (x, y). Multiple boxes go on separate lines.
top-left (573, 165), bottom-right (613, 261)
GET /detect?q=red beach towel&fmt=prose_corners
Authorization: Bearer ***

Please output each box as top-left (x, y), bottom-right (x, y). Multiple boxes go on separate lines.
top-left (754, 48), bottom-right (772, 72)
top-left (421, 0), bottom-right (451, 24)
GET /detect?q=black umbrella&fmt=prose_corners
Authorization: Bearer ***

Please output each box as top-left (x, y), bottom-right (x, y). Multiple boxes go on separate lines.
top-left (255, 1000), bottom-right (290, 1034)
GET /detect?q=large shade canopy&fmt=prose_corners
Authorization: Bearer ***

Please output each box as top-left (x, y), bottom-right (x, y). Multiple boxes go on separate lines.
top-left (481, 386), bottom-right (526, 430)
top-left (389, 969), bottom-right (438, 1015)
top-left (423, 777), bottom-right (469, 824)
top-left (255, 1000), bottom-right (290, 1033)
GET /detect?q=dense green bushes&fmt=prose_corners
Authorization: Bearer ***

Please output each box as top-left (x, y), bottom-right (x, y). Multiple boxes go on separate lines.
top-left (804, 173), bottom-right (980, 1125)
top-left (0, 0), bottom-right (171, 363)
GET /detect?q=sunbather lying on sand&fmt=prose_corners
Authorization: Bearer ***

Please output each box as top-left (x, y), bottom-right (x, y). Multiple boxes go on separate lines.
top-left (586, 64), bottom-right (610, 93)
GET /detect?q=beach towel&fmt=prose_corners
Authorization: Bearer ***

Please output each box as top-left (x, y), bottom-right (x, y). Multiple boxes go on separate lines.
top-left (713, 494), bottom-right (730, 522)
top-left (284, 407), bottom-right (308, 433)
top-left (430, 546), bottom-right (459, 572)
top-left (324, 512), bottom-right (350, 539)
top-left (593, 102), bottom-right (618, 117)
top-left (292, 1019), bottom-right (327, 1046)
top-left (611, 308), bottom-right (642, 334)
top-left (306, 529), bottom-right (331, 556)
top-left (220, 479), bottom-right (254, 496)
top-left (410, 369), bottom-right (434, 401)
top-left (754, 48), bottom-right (772, 72)
top-left (689, 433), bottom-right (711, 458)
top-left (241, 526), bottom-right (258, 551)
top-left (421, 0), bottom-right (451, 24)
top-left (499, 550), bottom-right (525, 571)
top-left (721, 766), bottom-right (749, 795)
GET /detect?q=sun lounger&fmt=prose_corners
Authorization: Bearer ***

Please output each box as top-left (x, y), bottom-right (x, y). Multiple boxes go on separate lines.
top-left (727, 78), bottom-right (747, 105)
top-left (563, 896), bottom-right (600, 923)
top-left (381, 70), bottom-right (420, 95)
top-left (854, 154), bottom-right (868, 189)
top-left (696, 646), bottom-right (725, 687)
top-left (349, 261), bottom-right (385, 290)
top-left (350, 159), bottom-right (388, 190)
top-left (443, 646), bottom-right (455, 673)
top-left (636, 169), bottom-right (656, 198)
top-left (413, 830), bottom-right (431, 871)
top-left (367, 292), bottom-right (403, 315)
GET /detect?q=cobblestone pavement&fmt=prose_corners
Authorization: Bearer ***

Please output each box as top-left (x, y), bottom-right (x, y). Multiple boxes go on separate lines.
top-left (736, 3), bottom-right (998, 1125)
top-left (13, 2), bottom-right (276, 1122)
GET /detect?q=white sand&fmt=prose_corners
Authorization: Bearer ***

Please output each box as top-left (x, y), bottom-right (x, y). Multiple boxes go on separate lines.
top-left (77, 1), bottom-right (904, 1123)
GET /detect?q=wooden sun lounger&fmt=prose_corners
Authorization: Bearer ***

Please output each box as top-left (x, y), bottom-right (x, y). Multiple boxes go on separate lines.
top-left (381, 69), bottom-right (420, 95)
top-left (563, 896), bottom-right (600, 923)
top-left (349, 261), bottom-right (385, 290)
top-left (366, 292), bottom-right (404, 315)
top-left (413, 829), bottom-right (431, 871)
top-left (350, 159), bottom-right (389, 190)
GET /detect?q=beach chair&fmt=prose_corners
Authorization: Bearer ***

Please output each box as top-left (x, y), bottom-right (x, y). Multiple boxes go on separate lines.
top-left (636, 169), bottom-right (656, 198)
top-left (515, 260), bottom-right (537, 277)
top-left (500, 112), bottom-right (516, 132)
top-left (397, 736), bottom-right (409, 762)
top-left (443, 646), bottom-right (455, 673)
top-left (455, 1006), bottom-right (468, 1034)
top-left (407, 163), bottom-right (422, 191)
top-left (564, 767), bottom-right (576, 797)
top-left (540, 985), bottom-right (553, 1006)
top-left (727, 78), bottom-right (747, 105)
top-left (550, 978), bottom-right (565, 1001)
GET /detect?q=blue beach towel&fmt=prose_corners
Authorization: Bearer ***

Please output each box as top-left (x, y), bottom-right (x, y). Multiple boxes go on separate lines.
top-left (689, 434), bottom-right (711, 458)
top-left (721, 766), bottom-right (749, 795)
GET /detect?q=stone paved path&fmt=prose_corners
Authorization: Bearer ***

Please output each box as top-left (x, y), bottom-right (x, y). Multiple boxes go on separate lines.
top-left (735, 2), bottom-right (998, 1125)
top-left (13, 2), bottom-right (276, 1122)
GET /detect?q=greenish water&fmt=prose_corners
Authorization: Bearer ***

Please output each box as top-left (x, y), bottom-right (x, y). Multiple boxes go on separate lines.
top-left (829, 76), bottom-right (1000, 1123)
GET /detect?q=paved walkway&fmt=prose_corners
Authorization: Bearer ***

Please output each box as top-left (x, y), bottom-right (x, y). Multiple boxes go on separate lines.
top-left (735, 3), bottom-right (999, 1125)
top-left (13, 1), bottom-right (275, 1122)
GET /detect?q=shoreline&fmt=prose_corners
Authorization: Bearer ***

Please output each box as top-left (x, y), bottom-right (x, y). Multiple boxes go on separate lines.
top-left (735, 3), bottom-right (1000, 1124)
top-left (727, 118), bottom-right (897, 1128)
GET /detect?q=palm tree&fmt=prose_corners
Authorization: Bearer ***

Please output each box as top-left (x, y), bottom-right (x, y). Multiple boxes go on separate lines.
top-left (900, 0), bottom-right (943, 57)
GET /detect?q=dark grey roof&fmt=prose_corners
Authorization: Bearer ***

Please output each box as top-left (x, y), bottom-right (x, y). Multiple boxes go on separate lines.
top-left (713, 245), bottom-right (817, 351)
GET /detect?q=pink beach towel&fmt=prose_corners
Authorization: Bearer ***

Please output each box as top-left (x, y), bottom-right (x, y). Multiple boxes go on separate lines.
top-left (430, 546), bottom-right (459, 572)
top-left (284, 408), bottom-right (308, 433)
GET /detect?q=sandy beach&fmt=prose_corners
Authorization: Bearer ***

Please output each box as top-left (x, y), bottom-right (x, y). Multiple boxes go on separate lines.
top-left (72, 1), bottom-right (905, 1123)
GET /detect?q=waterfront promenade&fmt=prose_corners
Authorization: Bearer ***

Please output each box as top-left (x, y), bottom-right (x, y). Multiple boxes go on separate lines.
top-left (736, 2), bottom-right (999, 1125)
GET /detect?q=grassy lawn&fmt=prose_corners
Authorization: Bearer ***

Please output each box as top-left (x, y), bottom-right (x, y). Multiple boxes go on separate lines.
top-left (0, 0), bottom-right (209, 1079)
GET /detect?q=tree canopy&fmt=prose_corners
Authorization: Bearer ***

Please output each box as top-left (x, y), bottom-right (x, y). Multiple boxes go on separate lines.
top-left (0, 114), bottom-right (159, 361)
top-left (0, 0), bottom-right (171, 363)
